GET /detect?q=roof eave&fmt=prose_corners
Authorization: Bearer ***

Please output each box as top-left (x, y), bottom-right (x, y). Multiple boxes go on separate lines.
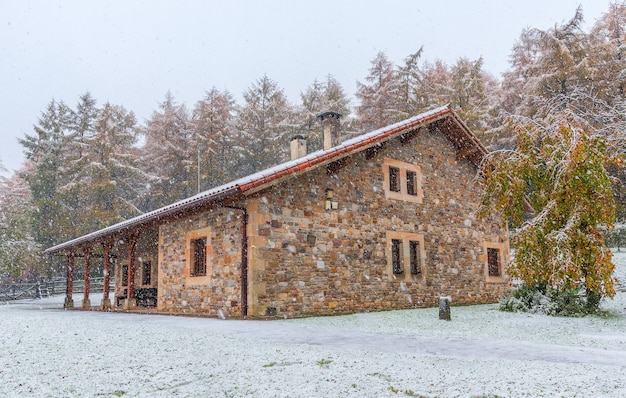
top-left (44, 185), bottom-right (240, 255)
top-left (45, 104), bottom-right (487, 256)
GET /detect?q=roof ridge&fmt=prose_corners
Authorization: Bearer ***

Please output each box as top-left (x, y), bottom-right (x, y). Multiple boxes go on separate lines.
top-left (45, 104), bottom-right (482, 255)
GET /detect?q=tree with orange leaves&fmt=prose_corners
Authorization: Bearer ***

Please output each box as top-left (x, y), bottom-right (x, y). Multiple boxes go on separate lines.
top-left (479, 114), bottom-right (621, 312)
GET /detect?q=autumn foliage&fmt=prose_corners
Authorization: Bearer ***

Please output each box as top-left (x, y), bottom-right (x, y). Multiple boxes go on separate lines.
top-left (479, 116), bottom-right (621, 307)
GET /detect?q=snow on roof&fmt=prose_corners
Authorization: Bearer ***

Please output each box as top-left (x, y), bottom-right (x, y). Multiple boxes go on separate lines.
top-left (45, 104), bottom-right (484, 255)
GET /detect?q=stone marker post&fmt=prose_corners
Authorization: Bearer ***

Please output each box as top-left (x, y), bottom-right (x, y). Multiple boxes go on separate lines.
top-left (439, 296), bottom-right (451, 321)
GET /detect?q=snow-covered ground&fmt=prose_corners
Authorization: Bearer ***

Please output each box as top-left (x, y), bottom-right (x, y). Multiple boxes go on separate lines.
top-left (1, 255), bottom-right (626, 398)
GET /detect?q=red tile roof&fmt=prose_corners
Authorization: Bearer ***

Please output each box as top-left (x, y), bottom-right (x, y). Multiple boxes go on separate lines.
top-left (45, 104), bottom-right (487, 255)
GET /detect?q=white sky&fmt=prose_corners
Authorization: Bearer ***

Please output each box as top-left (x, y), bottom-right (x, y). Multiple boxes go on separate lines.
top-left (0, 0), bottom-right (614, 177)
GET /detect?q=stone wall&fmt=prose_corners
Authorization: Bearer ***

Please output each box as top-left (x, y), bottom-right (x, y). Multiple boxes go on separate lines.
top-left (245, 126), bottom-right (509, 317)
top-left (156, 125), bottom-right (509, 318)
top-left (157, 208), bottom-right (244, 316)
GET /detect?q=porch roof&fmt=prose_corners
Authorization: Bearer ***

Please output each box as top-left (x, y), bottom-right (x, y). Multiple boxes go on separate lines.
top-left (45, 104), bottom-right (488, 255)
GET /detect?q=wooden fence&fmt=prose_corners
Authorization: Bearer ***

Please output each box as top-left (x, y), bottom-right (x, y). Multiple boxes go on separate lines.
top-left (0, 278), bottom-right (113, 302)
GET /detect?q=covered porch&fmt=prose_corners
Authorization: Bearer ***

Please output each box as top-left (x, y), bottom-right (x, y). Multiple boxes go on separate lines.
top-left (47, 226), bottom-right (159, 311)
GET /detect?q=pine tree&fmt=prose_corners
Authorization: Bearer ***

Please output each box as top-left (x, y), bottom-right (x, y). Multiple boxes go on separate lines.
top-left (395, 47), bottom-right (426, 120)
top-left (502, 7), bottom-right (591, 121)
top-left (142, 92), bottom-right (194, 209)
top-left (68, 102), bottom-right (143, 231)
top-left (234, 75), bottom-right (293, 176)
top-left (356, 52), bottom-right (399, 132)
top-left (448, 57), bottom-right (501, 136)
top-left (67, 92), bottom-right (98, 161)
top-left (298, 74), bottom-right (351, 152)
top-left (588, 2), bottom-right (626, 106)
top-left (0, 169), bottom-right (43, 280)
top-left (191, 87), bottom-right (236, 189)
top-left (19, 99), bottom-right (75, 246)
top-left (419, 59), bottom-right (453, 110)
top-left (58, 92), bottom-right (100, 233)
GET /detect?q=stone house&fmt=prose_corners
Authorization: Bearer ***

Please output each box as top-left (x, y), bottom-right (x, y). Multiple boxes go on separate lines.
top-left (45, 105), bottom-right (510, 318)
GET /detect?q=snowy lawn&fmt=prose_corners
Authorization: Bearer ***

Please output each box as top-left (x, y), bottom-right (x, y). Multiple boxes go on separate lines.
top-left (1, 254), bottom-right (626, 397)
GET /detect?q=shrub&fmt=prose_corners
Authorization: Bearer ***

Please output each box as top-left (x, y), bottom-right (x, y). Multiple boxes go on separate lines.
top-left (500, 284), bottom-right (597, 317)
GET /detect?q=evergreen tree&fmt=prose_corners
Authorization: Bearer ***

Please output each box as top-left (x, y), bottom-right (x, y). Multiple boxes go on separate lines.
top-left (298, 74), bottom-right (351, 152)
top-left (58, 92), bottom-right (100, 233)
top-left (234, 75), bottom-right (293, 176)
top-left (67, 92), bottom-right (98, 161)
top-left (420, 59), bottom-right (453, 110)
top-left (448, 57), bottom-right (501, 136)
top-left (19, 99), bottom-right (75, 246)
top-left (395, 47), bottom-right (426, 120)
top-left (191, 87), bottom-right (237, 189)
top-left (142, 92), bottom-right (194, 209)
top-left (0, 168), bottom-right (43, 280)
top-left (63, 102), bottom-right (143, 233)
top-left (20, 94), bottom-right (146, 250)
top-left (356, 52), bottom-right (399, 131)
top-left (588, 2), bottom-right (626, 106)
top-left (502, 7), bottom-right (591, 121)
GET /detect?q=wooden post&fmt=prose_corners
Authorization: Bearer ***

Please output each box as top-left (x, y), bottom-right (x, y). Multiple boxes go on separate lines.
top-left (64, 252), bottom-right (75, 308)
top-left (124, 233), bottom-right (138, 310)
top-left (82, 249), bottom-right (91, 309)
top-left (101, 239), bottom-right (113, 310)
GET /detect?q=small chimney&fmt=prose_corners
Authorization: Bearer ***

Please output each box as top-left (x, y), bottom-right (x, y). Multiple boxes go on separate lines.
top-left (318, 111), bottom-right (342, 150)
top-left (290, 135), bottom-right (307, 160)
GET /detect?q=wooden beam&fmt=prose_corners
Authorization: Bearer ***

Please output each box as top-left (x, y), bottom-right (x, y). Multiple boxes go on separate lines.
top-left (65, 252), bottom-right (75, 308)
top-left (82, 249), bottom-right (91, 308)
top-left (101, 239), bottom-right (113, 310)
top-left (456, 146), bottom-right (480, 161)
top-left (124, 233), bottom-right (139, 309)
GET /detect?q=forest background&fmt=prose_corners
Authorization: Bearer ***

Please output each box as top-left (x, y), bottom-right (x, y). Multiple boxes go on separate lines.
top-left (2, 3), bottom-right (626, 280)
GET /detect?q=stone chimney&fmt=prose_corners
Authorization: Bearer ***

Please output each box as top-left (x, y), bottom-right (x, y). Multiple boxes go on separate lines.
top-left (290, 135), bottom-right (307, 160)
top-left (317, 111), bottom-right (342, 150)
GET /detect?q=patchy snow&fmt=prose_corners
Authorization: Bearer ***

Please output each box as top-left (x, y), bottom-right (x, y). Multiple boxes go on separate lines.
top-left (1, 254), bottom-right (626, 397)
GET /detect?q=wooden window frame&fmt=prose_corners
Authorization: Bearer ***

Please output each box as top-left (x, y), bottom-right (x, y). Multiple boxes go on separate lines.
top-left (386, 231), bottom-right (426, 281)
top-left (383, 158), bottom-right (423, 203)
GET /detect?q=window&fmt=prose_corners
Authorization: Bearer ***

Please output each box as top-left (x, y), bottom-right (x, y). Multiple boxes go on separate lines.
top-left (142, 261), bottom-right (152, 286)
top-left (487, 248), bottom-right (500, 277)
top-left (409, 241), bottom-right (421, 274)
top-left (383, 158), bottom-right (423, 203)
top-left (122, 265), bottom-right (128, 287)
top-left (186, 227), bottom-right (212, 284)
top-left (391, 239), bottom-right (403, 274)
top-left (191, 238), bottom-right (207, 277)
top-left (484, 242), bottom-right (507, 282)
top-left (386, 231), bottom-right (425, 281)
top-left (389, 167), bottom-right (401, 192)
top-left (406, 171), bottom-right (417, 196)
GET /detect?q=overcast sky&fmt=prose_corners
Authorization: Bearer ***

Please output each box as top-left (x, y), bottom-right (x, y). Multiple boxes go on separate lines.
top-left (0, 0), bottom-right (615, 177)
